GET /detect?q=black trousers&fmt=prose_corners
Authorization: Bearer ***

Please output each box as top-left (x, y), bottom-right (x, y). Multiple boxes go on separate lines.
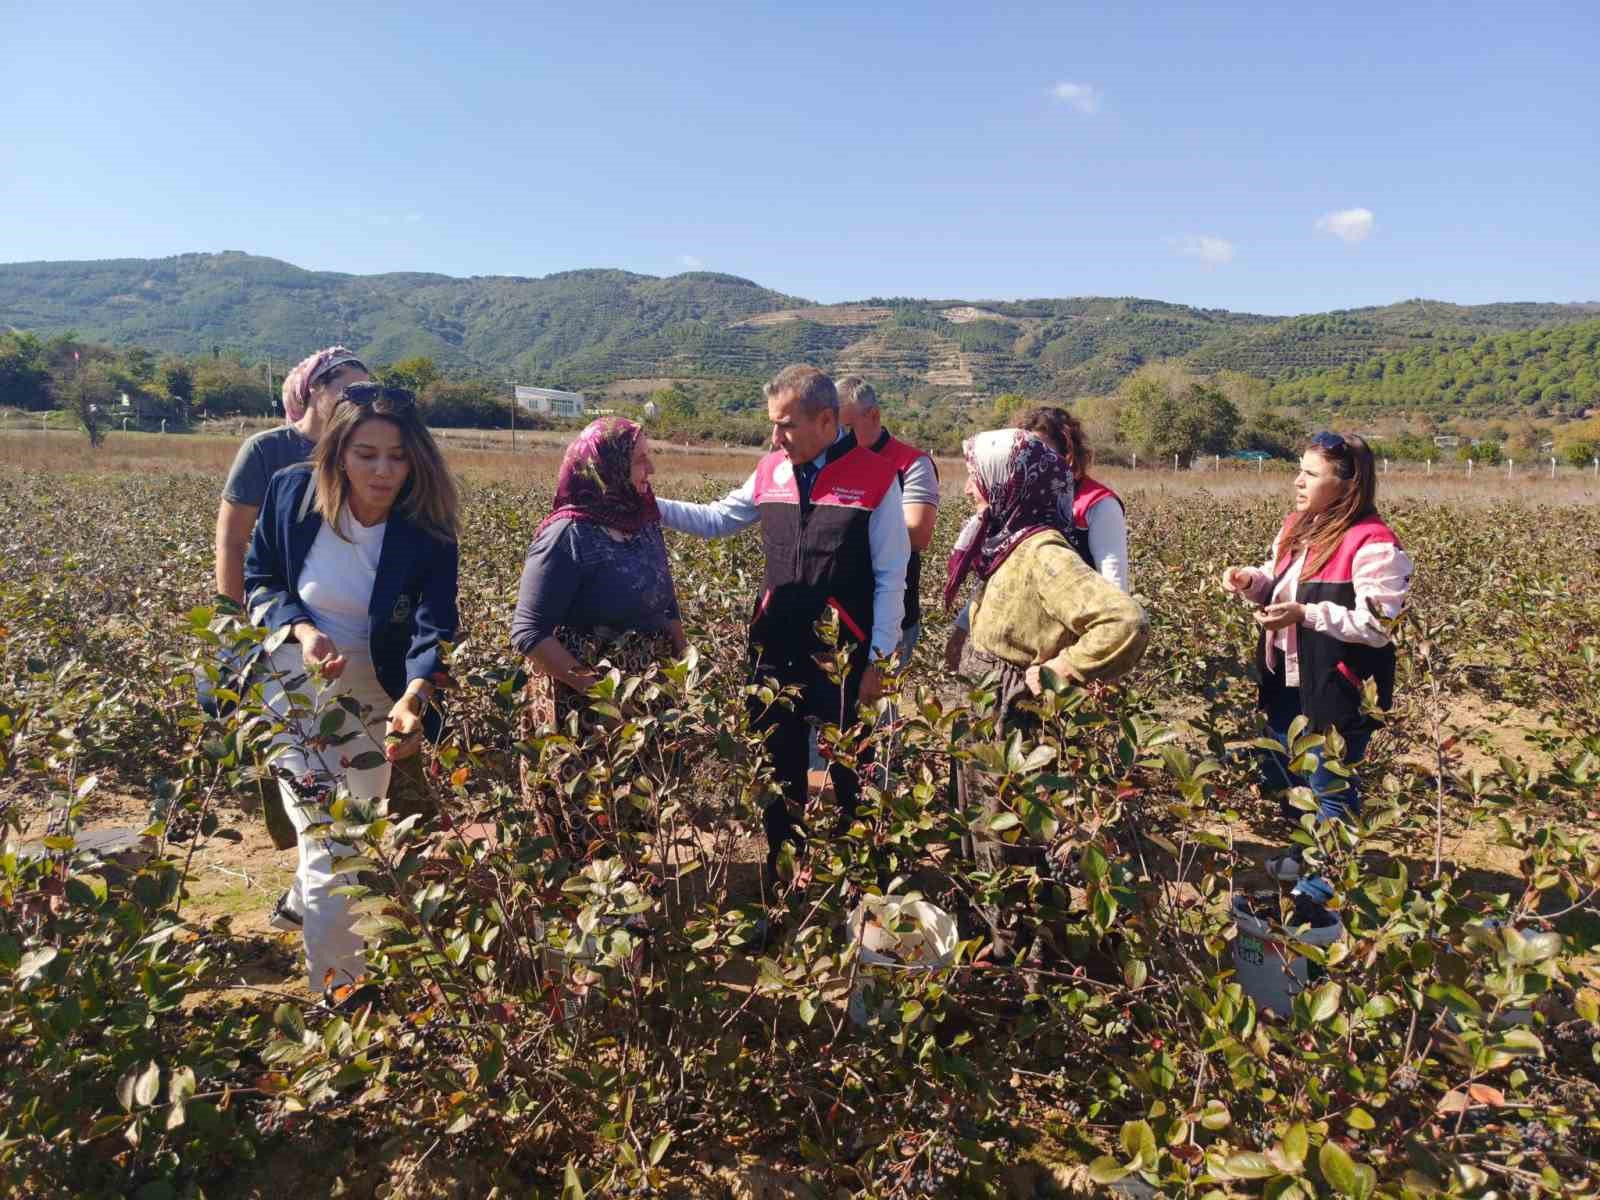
top-left (749, 652), bottom-right (871, 869)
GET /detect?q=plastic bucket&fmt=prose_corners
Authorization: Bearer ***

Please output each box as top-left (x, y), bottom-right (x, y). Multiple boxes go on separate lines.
top-left (846, 895), bottom-right (958, 1026)
top-left (1232, 894), bottom-right (1344, 1016)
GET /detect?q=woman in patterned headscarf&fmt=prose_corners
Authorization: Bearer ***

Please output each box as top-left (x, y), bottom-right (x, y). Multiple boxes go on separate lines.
top-left (510, 417), bottom-right (687, 852)
top-left (946, 430), bottom-right (1148, 965)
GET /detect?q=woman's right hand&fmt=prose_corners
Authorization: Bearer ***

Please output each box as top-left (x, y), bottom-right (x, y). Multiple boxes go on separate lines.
top-left (1220, 567), bottom-right (1253, 595)
top-left (294, 622), bottom-right (347, 679)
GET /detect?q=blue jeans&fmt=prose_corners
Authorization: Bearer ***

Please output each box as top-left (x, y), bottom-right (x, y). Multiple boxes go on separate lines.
top-left (1259, 683), bottom-right (1370, 824)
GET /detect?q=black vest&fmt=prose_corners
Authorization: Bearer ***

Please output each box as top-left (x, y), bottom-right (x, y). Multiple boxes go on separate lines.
top-left (1256, 515), bottom-right (1401, 733)
top-left (748, 434), bottom-right (898, 670)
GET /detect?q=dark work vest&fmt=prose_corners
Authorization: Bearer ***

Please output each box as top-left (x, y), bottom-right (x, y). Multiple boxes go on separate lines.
top-left (869, 429), bottom-right (937, 629)
top-left (749, 434), bottom-right (898, 670)
top-left (1256, 513), bottom-right (1403, 733)
top-left (1066, 476), bottom-right (1123, 571)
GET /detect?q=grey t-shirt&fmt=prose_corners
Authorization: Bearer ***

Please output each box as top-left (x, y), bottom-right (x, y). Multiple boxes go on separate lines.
top-left (222, 427), bottom-right (314, 508)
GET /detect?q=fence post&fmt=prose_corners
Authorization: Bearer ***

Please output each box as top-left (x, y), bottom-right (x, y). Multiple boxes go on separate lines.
top-left (1467, 459), bottom-right (1473, 477)
top-left (1131, 453), bottom-right (1137, 471)
top-left (1551, 456), bottom-right (1556, 480)
top-left (1214, 454), bottom-right (1220, 472)
top-left (1507, 459), bottom-right (1513, 478)
top-left (1173, 454), bottom-right (1179, 472)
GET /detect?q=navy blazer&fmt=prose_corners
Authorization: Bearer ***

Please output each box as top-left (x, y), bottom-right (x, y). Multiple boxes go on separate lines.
top-left (244, 465), bottom-right (459, 736)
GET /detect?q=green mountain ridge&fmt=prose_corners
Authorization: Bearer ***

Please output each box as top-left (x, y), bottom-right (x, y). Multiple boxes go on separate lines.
top-left (2, 252), bottom-right (1596, 402)
top-left (1264, 317), bottom-right (1600, 419)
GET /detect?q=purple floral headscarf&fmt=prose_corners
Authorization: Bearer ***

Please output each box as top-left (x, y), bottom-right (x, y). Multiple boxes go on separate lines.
top-left (535, 417), bottom-right (659, 539)
top-left (281, 346), bottom-right (366, 422)
top-left (943, 429), bottom-right (1075, 611)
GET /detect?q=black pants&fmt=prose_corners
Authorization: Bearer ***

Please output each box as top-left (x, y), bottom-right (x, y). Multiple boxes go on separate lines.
top-left (952, 644), bottom-right (1049, 960)
top-left (749, 653), bottom-right (871, 869)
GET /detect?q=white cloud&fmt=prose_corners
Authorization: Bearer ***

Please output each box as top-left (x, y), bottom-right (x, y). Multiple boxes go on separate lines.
top-left (1315, 207), bottom-right (1375, 244)
top-left (1050, 81), bottom-right (1102, 115)
top-left (1173, 234), bottom-right (1236, 267)
top-left (679, 254), bottom-right (704, 270)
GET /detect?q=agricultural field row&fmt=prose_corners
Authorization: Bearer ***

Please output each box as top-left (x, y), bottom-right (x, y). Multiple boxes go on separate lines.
top-left (2, 451), bottom-right (1598, 1198)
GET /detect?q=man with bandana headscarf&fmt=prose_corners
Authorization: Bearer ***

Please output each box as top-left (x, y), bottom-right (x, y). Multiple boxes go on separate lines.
top-left (207, 346), bottom-right (368, 932)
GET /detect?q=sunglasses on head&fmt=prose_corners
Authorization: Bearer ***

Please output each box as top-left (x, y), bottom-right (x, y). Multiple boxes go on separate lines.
top-left (340, 381), bottom-right (416, 413)
top-left (1310, 431), bottom-right (1347, 453)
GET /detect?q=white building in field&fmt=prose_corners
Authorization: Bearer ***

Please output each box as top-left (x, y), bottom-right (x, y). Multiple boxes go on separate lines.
top-left (513, 385), bottom-right (585, 418)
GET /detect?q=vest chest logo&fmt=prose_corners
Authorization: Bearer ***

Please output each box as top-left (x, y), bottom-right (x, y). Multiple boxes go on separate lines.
top-left (824, 485), bottom-right (869, 505)
top-left (390, 593), bottom-right (414, 625)
top-left (772, 460), bottom-right (794, 486)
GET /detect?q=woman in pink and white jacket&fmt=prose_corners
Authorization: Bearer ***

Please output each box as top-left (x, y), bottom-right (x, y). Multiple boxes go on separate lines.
top-left (1221, 432), bottom-right (1413, 825)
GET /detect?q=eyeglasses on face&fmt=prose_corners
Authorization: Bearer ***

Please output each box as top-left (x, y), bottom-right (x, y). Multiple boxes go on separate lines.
top-left (340, 381), bottom-right (416, 413)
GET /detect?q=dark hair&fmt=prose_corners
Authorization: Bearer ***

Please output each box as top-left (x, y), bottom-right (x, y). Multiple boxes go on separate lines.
top-left (1284, 432), bottom-right (1378, 576)
top-left (1015, 405), bottom-right (1090, 479)
top-left (312, 403), bottom-right (459, 542)
top-left (763, 364), bottom-right (837, 416)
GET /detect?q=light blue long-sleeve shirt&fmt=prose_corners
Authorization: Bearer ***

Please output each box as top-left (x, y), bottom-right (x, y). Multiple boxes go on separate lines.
top-left (658, 438), bottom-right (910, 659)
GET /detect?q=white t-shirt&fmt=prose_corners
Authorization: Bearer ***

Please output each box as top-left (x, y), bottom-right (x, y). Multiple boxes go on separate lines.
top-left (299, 510), bottom-right (386, 655)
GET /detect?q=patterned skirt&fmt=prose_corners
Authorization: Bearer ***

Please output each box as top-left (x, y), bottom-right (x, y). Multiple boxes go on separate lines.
top-left (518, 627), bottom-right (678, 856)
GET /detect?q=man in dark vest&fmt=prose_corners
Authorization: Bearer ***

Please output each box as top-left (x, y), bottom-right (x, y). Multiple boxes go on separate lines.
top-left (657, 365), bottom-right (910, 874)
top-left (836, 376), bottom-right (939, 662)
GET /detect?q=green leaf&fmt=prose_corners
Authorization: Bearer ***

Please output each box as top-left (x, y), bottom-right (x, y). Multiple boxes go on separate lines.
top-left (274, 1003), bottom-right (307, 1041)
top-left (1318, 1140), bottom-right (1359, 1194)
top-left (562, 1161), bottom-right (586, 1200)
top-left (346, 750), bottom-right (386, 771)
top-left (116, 1064), bottom-right (140, 1112)
top-left (1088, 1156), bottom-right (1131, 1184)
top-left (1345, 1107), bottom-right (1375, 1132)
top-left (1281, 1121), bottom-right (1308, 1171)
top-left (1200, 1100), bottom-right (1232, 1130)
top-left (900, 999), bottom-right (925, 1023)
top-left (987, 812), bottom-right (1020, 833)
top-left (133, 1060), bottom-right (161, 1108)
top-left (168, 1065), bottom-right (196, 1103)
top-left (1224, 1152), bottom-right (1278, 1179)
top-left (1307, 981), bottom-right (1341, 1022)
top-left (797, 994), bottom-right (818, 1026)
top-left (1499, 1027), bottom-right (1544, 1057)
top-left (16, 945), bottom-right (58, 981)
top-left (648, 1130), bottom-right (672, 1166)
top-left (1120, 1119), bottom-right (1157, 1166)
top-left (1425, 982), bottom-right (1482, 1015)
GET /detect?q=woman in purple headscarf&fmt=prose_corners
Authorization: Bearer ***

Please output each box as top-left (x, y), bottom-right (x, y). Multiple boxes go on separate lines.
top-left (945, 430), bottom-right (1149, 966)
top-left (510, 418), bottom-right (686, 847)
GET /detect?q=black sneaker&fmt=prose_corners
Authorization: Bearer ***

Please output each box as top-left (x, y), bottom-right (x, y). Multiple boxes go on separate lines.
top-left (322, 982), bottom-right (383, 1014)
top-left (268, 890), bottom-right (303, 932)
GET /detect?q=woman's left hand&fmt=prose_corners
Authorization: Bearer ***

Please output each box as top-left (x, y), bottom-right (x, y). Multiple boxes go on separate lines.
top-left (1024, 665), bottom-right (1044, 695)
top-left (1253, 601), bottom-right (1305, 632)
top-left (384, 695), bottom-right (426, 761)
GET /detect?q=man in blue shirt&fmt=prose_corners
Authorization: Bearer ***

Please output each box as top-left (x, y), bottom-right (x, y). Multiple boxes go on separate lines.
top-left (657, 365), bottom-right (910, 875)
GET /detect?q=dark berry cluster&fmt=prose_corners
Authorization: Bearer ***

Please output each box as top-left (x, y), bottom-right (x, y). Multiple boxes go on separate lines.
top-left (1522, 1121), bottom-right (1555, 1152)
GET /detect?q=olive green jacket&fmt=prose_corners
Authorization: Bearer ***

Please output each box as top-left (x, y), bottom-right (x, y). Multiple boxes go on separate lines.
top-left (968, 530), bottom-right (1148, 683)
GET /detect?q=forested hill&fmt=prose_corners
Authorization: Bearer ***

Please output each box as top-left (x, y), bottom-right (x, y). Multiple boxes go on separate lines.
top-left (1264, 319), bottom-right (1600, 420)
top-left (2, 252), bottom-right (1595, 399)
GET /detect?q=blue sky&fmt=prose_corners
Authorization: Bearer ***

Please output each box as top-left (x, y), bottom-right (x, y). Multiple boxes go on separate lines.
top-left (4, 0), bottom-right (1596, 313)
